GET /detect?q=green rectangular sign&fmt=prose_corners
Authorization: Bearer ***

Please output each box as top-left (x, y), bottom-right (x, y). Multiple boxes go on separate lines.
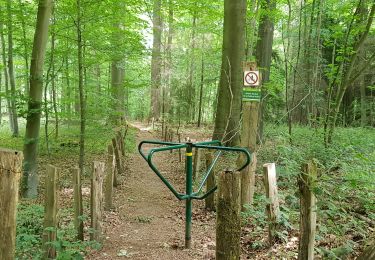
top-left (242, 88), bottom-right (261, 102)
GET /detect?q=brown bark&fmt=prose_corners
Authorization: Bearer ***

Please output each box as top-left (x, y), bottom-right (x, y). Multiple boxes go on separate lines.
top-left (213, 0), bottom-right (247, 146)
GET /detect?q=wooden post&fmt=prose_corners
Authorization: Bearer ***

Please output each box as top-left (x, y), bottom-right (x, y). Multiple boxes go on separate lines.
top-left (216, 170), bottom-right (241, 260)
top-left (72, 167), bottom-right (84, 240)
top-left (239, 62), bottom-right (260, 211)
top-left (112, 138), bottom-right (122, 183)
top-left (193, 148), bottom-right (201, 180)
top-left (108, 144), bottom-right (118, 187)
top-left (90, 161), bottom-right (104, 241)
top-left (205, 151), bottom-right (216, 211)
top-left (104, 145), bottom-right (114, 211)
top-left (116, 131), bottom-right (125, 157)
top-left (0, 149), bottom-right (23, 260)
top-left (43, 165), bottom-right (60, 259)
top-left (298, 160), bottom-right (317, 260)
top-left (263, 163), bottom-right (280, 244)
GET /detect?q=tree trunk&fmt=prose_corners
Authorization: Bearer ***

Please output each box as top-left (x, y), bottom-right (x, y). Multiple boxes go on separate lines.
top-left (360, 74), bottom-right (367, 127)
top-left (0, 20), bottom-right (12, 131)
top-left (212, 0), bottom-right (246, 146)
top-left (22, 0), bottom-right (53, 198)
top-left (255, 0), bottom-right (276, 141)
top-left (17, 0), bottom-right (30, 95)
top-left (6, 0), bottom-right (19, 137)
top-left (150, 0), bottom-right (162, 120)
top-left (77, 0), bottom-right (86, 173)
top-left (197, 52), bottom-right (204, 127)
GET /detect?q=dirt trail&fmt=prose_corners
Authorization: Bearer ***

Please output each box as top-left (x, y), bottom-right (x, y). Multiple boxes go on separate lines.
top-left (88, 122), bottom-right (216, 260)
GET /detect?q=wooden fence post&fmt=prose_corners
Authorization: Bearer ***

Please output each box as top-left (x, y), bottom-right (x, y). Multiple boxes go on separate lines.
top-left (298, 160), bottom-right (317, 260)
top-left (216, 170), bottom-right (241, 260)
top-left (72, 167), bottom-right (84, 240)
top-left (0, 149), bottom-right (23, 260)
top-left (116, 131), bottom-right (125, 157)
top-left (108, 144), bottom-right (118, 187)
top-left (104, 145), bottom-right (114, 211)
top-left (205, 151), bottom-right (216, 211)
top-left (43, 165), bottom-right (60, 259)
top-left (263, 163), bottom-right (280, 244)
top-left (90, 161), bottom-right (105, 242)
top-left (112, 138), bottom-right (123, 182)
top-left (240, 153), bottom-right (257, 211)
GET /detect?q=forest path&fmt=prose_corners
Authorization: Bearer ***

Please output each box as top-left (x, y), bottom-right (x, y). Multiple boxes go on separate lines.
top-left (88, 122), bottom-right (216, 260)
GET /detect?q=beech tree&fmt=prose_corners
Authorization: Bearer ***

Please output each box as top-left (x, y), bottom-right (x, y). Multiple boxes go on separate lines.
top-left (23, 0), bottom-right (53, 198)
top-left (212, 0), bottom-right (246, 146)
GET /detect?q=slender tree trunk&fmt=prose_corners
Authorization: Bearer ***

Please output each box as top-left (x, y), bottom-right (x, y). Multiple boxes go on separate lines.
top-left (165, 0), bottom-right (173, 117)
top-left (360, 74), bottom-right (367, 127)
top-left (77, 0), bottom-right (86, 173)
top-left (187, 13), bottom-right (197, 122)
top-left (22, 0), bottom-right (53, 198)
top-left (150, 0), bottom-right (162, 120)
top-left (6, 0), bottom-right (19, 137)
top-left (212, 0), bottom-right (246, 146)
top-left (17, 0), bottom-right (30, 95)
top-left (197, 52), bottom-right (204, 127)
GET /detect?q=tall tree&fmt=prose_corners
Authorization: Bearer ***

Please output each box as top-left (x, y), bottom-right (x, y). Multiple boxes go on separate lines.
top-left (150, 0), bottom-right (162, 120)
top-left (22, 0), bottom-right (53, 198)
top-left (255, 0), bottom-right (276, 141)
top-left (76, 0), bottom-right (86, 172)
top-left (6, 0), bottom-right (19, 137)
top-left (212, 0), bottom-right (246, 146)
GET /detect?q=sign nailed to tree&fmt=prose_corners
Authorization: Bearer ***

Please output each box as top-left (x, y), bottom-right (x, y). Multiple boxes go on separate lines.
top-left (244, 70), bottom-right (260, 87)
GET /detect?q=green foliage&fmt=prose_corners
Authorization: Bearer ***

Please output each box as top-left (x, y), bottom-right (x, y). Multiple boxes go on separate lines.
top-left (16, 203), bottom-right (44, 259)
top-left (256, 124), bottom-right (375, 257)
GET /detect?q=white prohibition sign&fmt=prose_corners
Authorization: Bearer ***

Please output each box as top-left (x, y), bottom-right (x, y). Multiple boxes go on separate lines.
top-left (244, 71), bottom-right (260, 87)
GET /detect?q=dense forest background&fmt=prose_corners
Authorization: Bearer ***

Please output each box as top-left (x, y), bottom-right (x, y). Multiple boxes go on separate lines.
top-left (0, 0), bottom-right (374, 259)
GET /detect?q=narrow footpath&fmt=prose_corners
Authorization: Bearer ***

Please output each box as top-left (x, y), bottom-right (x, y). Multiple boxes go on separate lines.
top-left (88, 123), bottom-right (216, 259)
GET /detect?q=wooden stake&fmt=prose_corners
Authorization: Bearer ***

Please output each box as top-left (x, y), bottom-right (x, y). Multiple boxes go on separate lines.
top-left (298, 160), bottom-right (317, 260)
top-left (239, 153), bottom-right (257, 211)
top-left (72, 167), bottom-right (84, 240)
top-left (108, 144), bottom-right (118, 187)
top-left (43, 165), bottom-right (60, 259)
top-left (263, 163), bottom-right (280, 244)
top-left (205, 151), bottom-right (216, 211)
top-left (116, 131), bottom-right (125, 157)
top-left (0, 149), bottom-right (23, 260)
top-left (216, 170), bottom-right (241, 260)
top-left (90, 161), bottom-right (105, 242)
top-left (239, 62), bottom-right (259, 211)
top-left (104, 145), bottom-right (114, 211)
top-left (112, 138), bottom-right (122, 184)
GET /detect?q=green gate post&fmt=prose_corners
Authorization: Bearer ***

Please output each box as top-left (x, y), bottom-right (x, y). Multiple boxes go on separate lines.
top-left (185, 142), bottom-right (193, 249)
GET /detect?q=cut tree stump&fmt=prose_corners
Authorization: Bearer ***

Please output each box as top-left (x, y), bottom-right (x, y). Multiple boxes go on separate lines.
top-left (263, 163), bottom-right (280, 245)
top-left (43, 165), bottom-right (60, 259)
top-left (0, 149), bottom-right (23, 260)
top-left (298, 160), bottom-right (318, 260)
top-left (216, 170), bottom-right (241, 260)
top-left (72, 167), bottom-right (84, 240)
top-left (90, 161), bottom-right (105, 242)
top-left (205, 151), bottom-right (216, 211)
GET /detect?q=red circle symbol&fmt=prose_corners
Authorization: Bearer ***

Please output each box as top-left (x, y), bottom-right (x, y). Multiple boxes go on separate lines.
top-left (245, 71), bottom-right (258, 86)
